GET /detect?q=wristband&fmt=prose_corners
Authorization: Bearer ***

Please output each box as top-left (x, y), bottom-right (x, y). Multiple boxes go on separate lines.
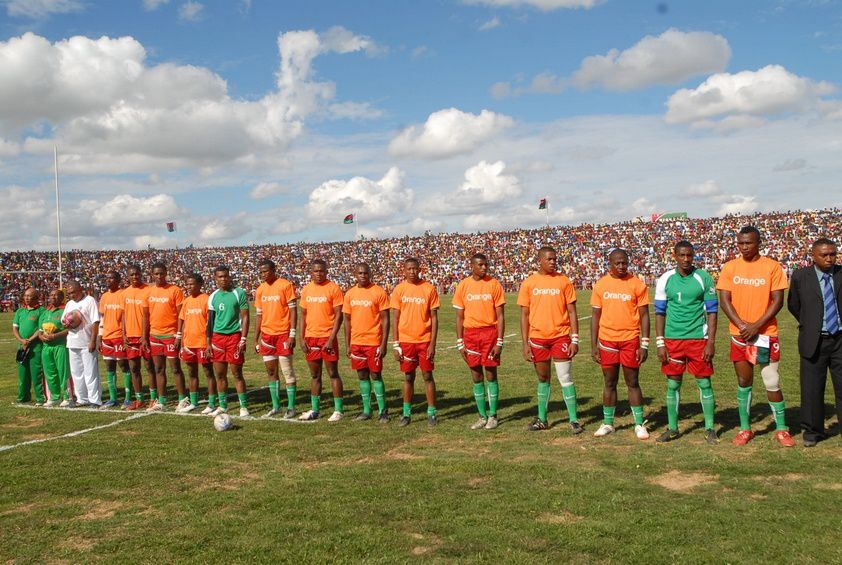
top-left (289, 329), bottom-right (297, 338)
top-left (456, 338), bottom-right (465, 351)
top-left (175, 332), bottom-right (182, 339)
top-left (640, 337), bottom-right (650, 348)
top-left (655, 336), bottom-right (665, 347)
top-left (97, 326), bottom-right (103, 336)
top-left (239, 337), bottom-right (247, 345)
top-left (496, 338), bottom-right (504, 347)
top-left (392, 341), bottom-right (401, 349)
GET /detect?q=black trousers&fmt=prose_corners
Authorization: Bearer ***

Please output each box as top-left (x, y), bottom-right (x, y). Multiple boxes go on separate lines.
top-left (800, 333), bottom-right (842, 441)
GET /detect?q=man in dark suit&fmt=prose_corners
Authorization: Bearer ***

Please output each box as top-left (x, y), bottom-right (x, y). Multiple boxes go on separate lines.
top-left (787, 237), bottom-right (842, 447)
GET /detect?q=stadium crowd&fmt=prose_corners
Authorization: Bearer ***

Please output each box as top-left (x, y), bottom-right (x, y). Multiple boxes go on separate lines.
top-left (1, 207), bottom-right (838, 309)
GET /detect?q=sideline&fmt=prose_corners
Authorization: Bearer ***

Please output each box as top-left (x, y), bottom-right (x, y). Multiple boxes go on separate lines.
top-left (0, 412), bottom-right (150, 453)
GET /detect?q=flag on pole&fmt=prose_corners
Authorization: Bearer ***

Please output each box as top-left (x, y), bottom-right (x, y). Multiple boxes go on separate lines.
top-left (166, 221), bottom-right (176, 232)
top-left (343, 214), bottom-right (354, 224)
top-left (538, 198), bottom-right (547, 210)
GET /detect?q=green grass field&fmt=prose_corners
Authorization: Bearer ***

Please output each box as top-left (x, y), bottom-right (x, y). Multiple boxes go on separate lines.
top-left (2, 291), bottom-right (842, 563)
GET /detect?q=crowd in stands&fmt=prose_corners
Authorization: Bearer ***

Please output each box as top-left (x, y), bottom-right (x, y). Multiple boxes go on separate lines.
top-left (1, 208), bottom-right (838, 310)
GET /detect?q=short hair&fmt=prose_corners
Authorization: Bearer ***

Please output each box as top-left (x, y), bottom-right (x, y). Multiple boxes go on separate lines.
top-left (311, 259), bottom-right (327, 269)
top-left (186, 273), bottom-right (204, 286)
top-left (214, 265), bottom-right (230, 275)
top-left (608, 248), bottom-right (628, 261)
top-left (65, 279), bottom-right (82, 291)
top-left (674, 240), bottom-right (694, 252)
top-left (258, 258), bottom-right (276, 270)
top-left (150, 262), bottom-right (167, 272)
top-left (738, 225), bottom-right (761, 240)
top-left (537, 246), bottom-right (556, 258)
top-left (471, 252), bottom-right (488, 262)
top-left (812, 237), bottom-right (837, 250)
top-left (404, 257), bottom-right (420, 267)
top-left (127, 264), bottom-right (142, 274)
top-left (355, 262), bottom-right (370, 271)
top-left (52, 288), bottom-right (65, 303)
top-left (107, 270), bottom-right (122, 281)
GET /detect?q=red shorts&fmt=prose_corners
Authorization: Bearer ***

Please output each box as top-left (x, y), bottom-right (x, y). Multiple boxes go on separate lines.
top-left (598, 338), bottom-right (641, 369)
top-left (399, 342), bottom-right (434, 373)
top-left (463, 326), bottom-right (501, 368)
top-left (528, 335), bottom-right (572, 363)
top-left (304, 337), bottom-right (339, 362)
top-left (350, 345), bottom-right (383, 372)
top-left (125, 337), bottom-right (152, 360)
top-left (211, 332), bottom-right (244, 365)
top-left (729, 336), bottom-right (780, 364)
top-left (257, 333), bottom-right (292, 359)
top-left (660, 338), bottom-right (713, 377)
top-left (180, 345), bottom-right (211, 365)
top-left (150, 336), bottom-right (178, 359)
top-left (101, 338), bottom-right (126, 361)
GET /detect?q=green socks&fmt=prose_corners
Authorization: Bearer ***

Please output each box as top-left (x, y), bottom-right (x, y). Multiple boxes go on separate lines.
top-left (189, 391), bottom-right (199, 406)
top-left (311, 395), bottom-right (320, 413)
top-left (122, 373), bottom-right (132, 402)
top-left (427, 406), bottom-right (437, 417)
top-left (537, 381), bottom-right (551, 423)
top-left (286, 385), bottom-right (296, 410)
top-left (666, 379), bottom-right (682, 431)
top-left (770, 400), bottom-right (787, 430)
top-left (403, 402), bottom-right (412, 417)
top-left (237, 392), bottom-right (248, 408)
top-left (603, 406), bottom-right (615, 426)
top-left (737, 385), bottom-right (752, 430)
top-left (106, 371), bottom-right (117, 401)
top-left (630, 405), bottom-right (644, 426)
top-left (333, 395), bottom-right (343, 414)
top-left (217, 392), bottom-right (228, 409)
top-left (562, 384), bottom-right (577, 423)
top-left (487, 380), bottom-right (499, 417)
top-left (473, 382), bottom-right (487, 418)
top-left (158, 395), bottom-right (167, 406)
top-left (150, 389), bottom-right (157, 401)
top-left (372, 379), bottom-right (386, 413)
top-left (359, 379), bottom-right (372, 415)
top-left (178, 393), bottom-right (186, 403)
top-left (269, 381), bottom-right (280, 411)
top-left (696, 378), bottom-right (715, 430)
top-left (207, 394), bottom-right (216, 409)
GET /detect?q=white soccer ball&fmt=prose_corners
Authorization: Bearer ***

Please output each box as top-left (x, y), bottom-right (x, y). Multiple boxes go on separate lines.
top-left (213, 413), bottom-right (232, 432)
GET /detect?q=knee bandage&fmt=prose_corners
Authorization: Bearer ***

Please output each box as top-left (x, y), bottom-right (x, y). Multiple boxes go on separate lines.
top-left (760, 362), bottom-right (780, 392)
top-left (554, 360), bottom-right (573, 387)
top-left (279, 356), bottom-right (296, 385)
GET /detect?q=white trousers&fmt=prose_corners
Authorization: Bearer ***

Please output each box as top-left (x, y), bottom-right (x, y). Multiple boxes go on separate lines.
top-left (68, 347), bottom-right (101, 405)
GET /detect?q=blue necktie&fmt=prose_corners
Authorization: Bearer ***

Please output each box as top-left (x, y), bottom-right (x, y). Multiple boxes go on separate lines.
top-left (823, 273), bottom-right (839, 334)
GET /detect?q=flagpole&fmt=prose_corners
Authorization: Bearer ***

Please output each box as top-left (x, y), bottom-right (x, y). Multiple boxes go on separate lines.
top-left (545, 196), bottom-right (549, 228)
top-left (355, 211), bottom-right (359, 241)
top-left (54, 146), bottom-right (63, 288)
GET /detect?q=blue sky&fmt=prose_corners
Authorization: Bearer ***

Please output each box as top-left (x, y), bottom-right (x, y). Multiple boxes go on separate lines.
top-left (1, 0), bottom-right (841, 249)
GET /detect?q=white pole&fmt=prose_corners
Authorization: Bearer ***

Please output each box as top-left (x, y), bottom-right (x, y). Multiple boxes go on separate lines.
top-left (54, 146), bottom-right (63, 288)
top-left (545, 197), bottom-right (549, 227)
top-left (355, 211), bottom-right (360, 241)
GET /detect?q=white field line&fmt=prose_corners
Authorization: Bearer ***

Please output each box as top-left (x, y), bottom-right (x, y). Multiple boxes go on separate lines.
top-left (444, 316), bottom-right (592, 350)
top-left (0, 412), bottom-right (151, 453)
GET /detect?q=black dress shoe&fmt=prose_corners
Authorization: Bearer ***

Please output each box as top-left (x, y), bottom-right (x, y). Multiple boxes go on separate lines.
top-left (803, 437), bottom-right (818, 447)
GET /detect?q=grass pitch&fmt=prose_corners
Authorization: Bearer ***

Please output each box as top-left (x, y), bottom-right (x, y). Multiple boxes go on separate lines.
top-left (2, 291), bottom-right (842, 563)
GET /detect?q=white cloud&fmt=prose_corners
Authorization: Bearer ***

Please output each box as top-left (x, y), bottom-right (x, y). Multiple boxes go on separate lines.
top-left (134, 235), bottom-right (170, 248)
top-left (631, 197), bottom-right (655, 215)
top-left (89, 194), bottom-right (181, 226)
top-left (200, 213), bottom-right (251, 241)
top-left (571, 29), bottom-right (731, 91)
top-left (464, 0), bottom-right (602, 10)
top-left (458, 160), bottom-right (521, 203)
top-left (142, 0), bottom-right (169, 10)
top-left (0, 29), bottom-right (381, 172)
top-left (389, 108), bottom-right (514, 159)
top-left (489, 81), bottom-right (512, 99)
top-left (411, 45), bottom-right (430, 59)
top-left (479, 16), bottom-right (501, 31)
top-left (249, 181), bottom-right (289, 199)
top-left (4, 0), bottom-right (83, 18)
top-left (666, 65), bottom-right (838, 129)
top-left (307, 167), bottom-right (413, 222)
top-left (717, 195), bottom-right (757, 215)
top-left (773, 158), bottom-right (807, 172)
top-left (686, 179), bottom-right (722, 197)
top-left (0, 138), bottom-right (20, 157)
top-left (327, 101), bottom-right (385, 120)
top-left (178, 1), bottom-right (204, 21)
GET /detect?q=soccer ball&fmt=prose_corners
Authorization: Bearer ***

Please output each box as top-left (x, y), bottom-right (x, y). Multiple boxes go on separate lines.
top-left (213, 413), bottom-right (232, 432)
top-left (61, 310), bottom-right (83, 330)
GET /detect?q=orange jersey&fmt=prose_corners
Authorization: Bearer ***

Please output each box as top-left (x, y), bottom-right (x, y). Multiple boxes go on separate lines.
top-left (343, 284), bottom-right (390, 346)
top-left (179, 293), bottom-right (209, 349)
top-left (148, 284), bottom-right (185, 336)
top-left (716, 256), bottom-right (788, 336)
top-left (98, 289), bottom-right (124, 340)
top-left (300, 280), bottom-right (343, 338)
top-left (390, 280), bottom-right (440, 343)
top-left (255, 278), bottom-right (296, 335)
top-left (453, 276), bottom-right (505, 329)
top-left (516, 273), bottom-right (576, 339)
top-left (590, 274), bottom-right (650, 341)
top-left (122, 284), bottom-right (150, 338)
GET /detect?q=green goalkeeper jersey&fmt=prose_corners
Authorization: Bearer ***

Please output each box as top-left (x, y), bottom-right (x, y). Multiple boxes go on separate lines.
top-left (654, 268), bottom-right (718, 339)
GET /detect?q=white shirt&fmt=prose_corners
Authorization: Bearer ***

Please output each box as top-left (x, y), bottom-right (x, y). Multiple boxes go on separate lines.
top-left (64, 295), bottom-right (100, 349)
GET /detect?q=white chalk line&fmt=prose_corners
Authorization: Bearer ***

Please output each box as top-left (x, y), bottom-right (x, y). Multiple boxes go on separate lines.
top-left (0, 412), bottom-right (151, 453)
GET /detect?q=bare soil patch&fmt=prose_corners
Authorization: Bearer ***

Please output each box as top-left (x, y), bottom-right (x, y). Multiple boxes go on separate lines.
top-left (539, 511), bottom-right (584, 524)
top-left (649, 470), bottom-right (718, 493)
